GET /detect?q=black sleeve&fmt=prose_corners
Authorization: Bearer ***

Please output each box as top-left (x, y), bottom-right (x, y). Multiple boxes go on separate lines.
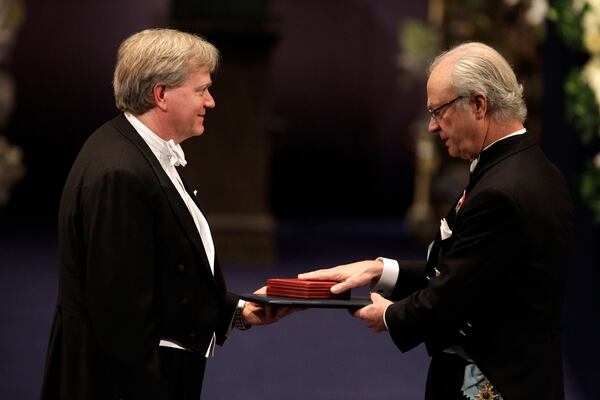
top-left (385, 189), bottom-right (519, 353)
top-left (390, 259), bottom-right (428, 300)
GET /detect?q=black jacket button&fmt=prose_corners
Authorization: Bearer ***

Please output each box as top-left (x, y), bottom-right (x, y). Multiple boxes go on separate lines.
top-left (177, 264), bottom-right (185, 273)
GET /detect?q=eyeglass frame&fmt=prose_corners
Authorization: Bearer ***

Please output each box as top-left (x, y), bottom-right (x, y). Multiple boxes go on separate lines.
top-left (427, 95), bottom-right (468, 120)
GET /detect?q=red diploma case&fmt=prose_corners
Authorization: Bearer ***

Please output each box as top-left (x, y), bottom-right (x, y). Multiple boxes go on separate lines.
top-left (238, 278), bottom-right (371, 309)
top-left (266, 278), bottom-right (350, 299)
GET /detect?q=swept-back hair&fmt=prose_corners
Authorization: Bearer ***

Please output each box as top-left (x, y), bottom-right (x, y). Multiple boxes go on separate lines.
top-left (113, 28), bottom-right (219, 115)
top-left (430, 42), bottom-right (527, 122)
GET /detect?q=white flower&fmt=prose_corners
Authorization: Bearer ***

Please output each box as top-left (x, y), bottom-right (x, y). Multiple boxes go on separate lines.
top-left (582, 56), bottom-right (600, 107)
top-left (440, 218), bottom-right (453, 240)
top-left (525, 0), bottom-right (548, 26)
top-left (503, 0), bottom-right (547, 27)
top-left (582, 2), bottom-right (600, 54)
top-left (587, 0), bottom-right (600, 11)
top-left (584, 29), bottom-right (600, 54)
top-left (574, 0), bottom-right (589, 12)
top-left (594, 152), bottom-right (600, 169)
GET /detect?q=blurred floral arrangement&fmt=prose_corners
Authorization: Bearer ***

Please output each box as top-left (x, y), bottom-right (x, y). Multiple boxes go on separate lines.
top-left (549, 0), bottom-right (600, 222)
top-left (0, 136), bottom-right (24, 205)
top-left (0, 0), bottom-right (25, 207)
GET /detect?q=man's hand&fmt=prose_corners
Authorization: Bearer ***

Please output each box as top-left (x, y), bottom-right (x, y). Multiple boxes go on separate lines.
top-left (352, 292), bottom-right (392, 332)
top-left (298, 260), bottom-right (384, 294)
top-left (242, 286), bottom-right (302, 326)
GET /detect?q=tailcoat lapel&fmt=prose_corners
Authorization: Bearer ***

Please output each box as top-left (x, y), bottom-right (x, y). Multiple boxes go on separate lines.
top-left (110, 114), bottom-right (213, 272)
top-left (467, 133), bottom-right (536, 191)
top-left (425, 133), bottom-right (536, 279)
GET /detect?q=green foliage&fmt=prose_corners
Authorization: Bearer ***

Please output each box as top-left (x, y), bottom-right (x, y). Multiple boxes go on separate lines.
top-left (564, 69), bottom-right (600, 144)
top-left (548, 0), bottom-right (588, 52)
top-left (551, 0), bottom-right (600, 223)
top-left (398, 20), bottom-right (439, 74)
top-left (580, 164), bottom-right (600, 222)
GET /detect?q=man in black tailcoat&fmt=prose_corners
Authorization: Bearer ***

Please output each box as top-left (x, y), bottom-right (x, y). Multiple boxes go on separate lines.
top-left (41, 28), bottom-right (286, 400)
top-left (301, 42), bottom-right (573, 400)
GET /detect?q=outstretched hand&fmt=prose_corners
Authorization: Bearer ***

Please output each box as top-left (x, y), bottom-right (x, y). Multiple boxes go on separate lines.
top-left (298, 260), bottom-right (384, 294)
top-left (352, 292), bottom-right (392, 332)
top-left (242, 286), bottom-right (302, 326)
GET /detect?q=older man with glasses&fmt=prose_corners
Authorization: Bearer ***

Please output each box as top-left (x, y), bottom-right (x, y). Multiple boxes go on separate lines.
top-left (300, 42), bottom-right (573, 400)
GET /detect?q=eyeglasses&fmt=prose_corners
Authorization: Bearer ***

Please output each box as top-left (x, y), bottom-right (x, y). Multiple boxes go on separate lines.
top-left (427, 96), bottom-right (467, 120)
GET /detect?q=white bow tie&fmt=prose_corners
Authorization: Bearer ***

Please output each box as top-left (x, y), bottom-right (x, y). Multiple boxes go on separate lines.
top-left (166, 139), bottom-right (187, 167)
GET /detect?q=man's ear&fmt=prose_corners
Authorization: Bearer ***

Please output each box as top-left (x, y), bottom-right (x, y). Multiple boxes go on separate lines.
top-left (153, 84), bottom-right (168, 111)
top-left (472, 92), bottom-right (487, 119)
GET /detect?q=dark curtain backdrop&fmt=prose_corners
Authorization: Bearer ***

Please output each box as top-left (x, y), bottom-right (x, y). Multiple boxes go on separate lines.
top-left (0, 1), bottom-right (597, 394)
top-left (2, 0), bottom-right (169, 229)
top-left (1, 0), bottom-right (427, 229)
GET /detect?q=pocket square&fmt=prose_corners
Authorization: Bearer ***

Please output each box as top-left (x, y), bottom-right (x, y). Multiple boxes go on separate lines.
top-left (440, 218), bottom-right (452, 240)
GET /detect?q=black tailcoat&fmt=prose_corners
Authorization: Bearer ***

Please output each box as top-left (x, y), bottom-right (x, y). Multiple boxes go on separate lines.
top-left (41, 114), bottom-right (238, 400)
top-left (386, 134), bottom-right (573, 399)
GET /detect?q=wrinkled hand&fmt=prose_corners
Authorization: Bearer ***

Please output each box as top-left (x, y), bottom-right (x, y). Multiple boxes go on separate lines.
top-left (298, 260), bottom-right (384, 294)
top-left (242, 286), bottom-right (303, 326)
top-left (352, 292), bottom-right (392, 332)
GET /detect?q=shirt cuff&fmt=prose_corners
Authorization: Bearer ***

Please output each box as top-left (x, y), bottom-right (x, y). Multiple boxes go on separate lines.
top-left (226, 299), bottom-right (246, 336)
top-left (383, 302), bottom-right (393, 330)
top-left (371, 257), bottom-right (399, 297)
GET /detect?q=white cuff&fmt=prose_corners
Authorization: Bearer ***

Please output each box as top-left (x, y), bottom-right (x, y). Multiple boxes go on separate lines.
top-left (226, 299), bottom-right (246, 336)
top-left (382, 302), bottom-right (393, 331)
top-left (204, 333), bottom-right (216, 358)
top-left (371, 257), bottom-right (399, 297)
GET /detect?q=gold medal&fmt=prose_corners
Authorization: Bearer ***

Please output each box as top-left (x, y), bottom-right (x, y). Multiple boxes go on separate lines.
top-left (478, 380), bottom-right (497, 400)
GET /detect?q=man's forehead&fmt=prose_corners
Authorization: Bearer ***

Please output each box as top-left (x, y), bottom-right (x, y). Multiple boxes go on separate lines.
top-left (187, 67), bottom-right (212, 82)
top-left (428, 60), bottom-right (453, 85)
top-left (427, 70), bottom-right (453, 105)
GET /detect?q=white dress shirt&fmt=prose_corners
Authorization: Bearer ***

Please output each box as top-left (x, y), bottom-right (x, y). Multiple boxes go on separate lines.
top-left (125, 113), bottom-right (218, 357)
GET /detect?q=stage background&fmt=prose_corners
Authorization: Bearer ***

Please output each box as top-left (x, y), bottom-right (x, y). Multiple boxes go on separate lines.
top-left (0, 0), bottom-right (597, 398)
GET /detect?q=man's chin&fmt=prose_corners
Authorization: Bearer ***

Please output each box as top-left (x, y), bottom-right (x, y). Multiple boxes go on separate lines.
top-left (192, 127), bottom-right (205, 136)
top-left (447, 147), bottom-right (471, 161)
top-left (447, 147), bottom-right (459, 158)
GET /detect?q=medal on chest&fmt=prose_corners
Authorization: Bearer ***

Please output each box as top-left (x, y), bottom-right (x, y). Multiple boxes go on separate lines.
top-left (478, 380), bottom-right (499, 399)
top-left (456, 190), bottom-right (467, 213)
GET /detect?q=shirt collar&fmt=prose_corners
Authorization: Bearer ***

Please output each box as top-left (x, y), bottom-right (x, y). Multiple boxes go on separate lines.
top-left (124, 112), bottom-right (187, 167)
top-left (470, 128), bottom-right (526, 173)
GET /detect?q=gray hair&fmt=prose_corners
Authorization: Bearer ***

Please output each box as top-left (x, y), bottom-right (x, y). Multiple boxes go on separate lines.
top-left (113, 28), bottom-right (219, 115)
top-left (429, 42), bottom-right (527, 123)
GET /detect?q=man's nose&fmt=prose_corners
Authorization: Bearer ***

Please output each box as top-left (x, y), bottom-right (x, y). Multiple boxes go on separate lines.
top-left (204, 89), bottom-right (216, 108)
top-left (428, 117), bottom-right (440, 134)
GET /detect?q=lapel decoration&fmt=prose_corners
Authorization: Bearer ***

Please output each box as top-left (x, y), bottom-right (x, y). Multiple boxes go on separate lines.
top-left (456, 190), bottom-right (467, 213)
